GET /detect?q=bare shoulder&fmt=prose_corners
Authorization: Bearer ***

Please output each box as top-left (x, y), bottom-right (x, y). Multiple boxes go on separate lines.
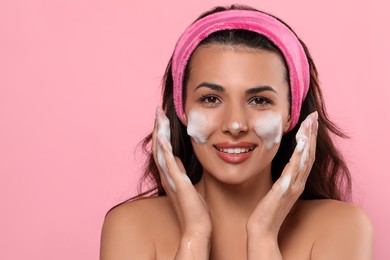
top-left (104, 196), bottom-right (173, 224)
top-left (297, 199), bottom-right (372, 224)
top-left (298, 199), bottom-right (374, 260)
top-left (100, 196), bottom-right (174, 260)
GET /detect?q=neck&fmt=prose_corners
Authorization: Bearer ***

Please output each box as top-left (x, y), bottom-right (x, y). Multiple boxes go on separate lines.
top-left (195, 166), bottom-right (273, 222)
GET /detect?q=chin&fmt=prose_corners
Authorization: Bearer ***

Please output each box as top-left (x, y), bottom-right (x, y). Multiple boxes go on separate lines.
top-left (200, 156), bottom-right (273, 186)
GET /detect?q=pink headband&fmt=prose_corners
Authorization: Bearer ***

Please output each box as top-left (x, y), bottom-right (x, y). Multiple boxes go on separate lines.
top-left (172, 9), bottom-right (310, 132)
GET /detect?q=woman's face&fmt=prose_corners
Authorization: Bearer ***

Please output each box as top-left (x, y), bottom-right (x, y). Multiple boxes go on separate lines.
top-left (184, 44), bottom-right (291, 184)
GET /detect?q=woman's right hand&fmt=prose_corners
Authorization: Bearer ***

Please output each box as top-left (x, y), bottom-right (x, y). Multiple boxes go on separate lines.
top-left (153, 107), bottom-right (211, 259)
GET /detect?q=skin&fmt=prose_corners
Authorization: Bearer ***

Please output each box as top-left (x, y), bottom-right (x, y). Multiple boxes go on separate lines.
top-left (100, 45), bottom-right (373, 260)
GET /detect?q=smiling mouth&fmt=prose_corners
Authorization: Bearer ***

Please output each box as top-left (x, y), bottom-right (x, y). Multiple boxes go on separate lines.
top-left (215, 146), bottom-right (256, 154)
top-left (213, 143), bottom-right (256, 164)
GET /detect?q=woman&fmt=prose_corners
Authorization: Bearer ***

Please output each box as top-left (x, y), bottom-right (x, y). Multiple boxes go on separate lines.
top-left (100, 5), bottom-right (373, 259)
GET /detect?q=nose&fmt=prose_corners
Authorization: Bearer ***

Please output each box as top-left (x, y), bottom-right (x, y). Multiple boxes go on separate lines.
top-left (221, 104), bottom-right (248, 136)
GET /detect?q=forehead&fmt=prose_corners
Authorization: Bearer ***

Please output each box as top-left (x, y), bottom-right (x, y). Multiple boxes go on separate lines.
top-left (187, 44), bottom-right (288, 90)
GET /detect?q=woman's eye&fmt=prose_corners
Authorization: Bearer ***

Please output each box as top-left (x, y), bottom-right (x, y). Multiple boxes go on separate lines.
top-left (249, 97), bottom-right (272, 107)
top-left (199, 95), bottom-right (221, 104)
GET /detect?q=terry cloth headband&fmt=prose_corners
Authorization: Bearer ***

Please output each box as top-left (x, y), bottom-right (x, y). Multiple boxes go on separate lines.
top-left (172, 9), bottom-right (310, 132)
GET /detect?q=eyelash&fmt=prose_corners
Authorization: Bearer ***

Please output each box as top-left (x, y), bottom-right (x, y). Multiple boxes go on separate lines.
top-left (198, 94), bottom-right (273, 108)
top-left (248, 96), bottom-right (273, 108)
top-left (198, 94), bottom-right (221, 105)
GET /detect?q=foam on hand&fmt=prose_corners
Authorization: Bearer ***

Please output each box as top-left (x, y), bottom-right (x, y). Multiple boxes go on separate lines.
top-left (156, 110), bottom-right (176, 191)
top-left (295, 115), bottom-right (312, 171)
top-left (280, 174), bottom-right (291, 194)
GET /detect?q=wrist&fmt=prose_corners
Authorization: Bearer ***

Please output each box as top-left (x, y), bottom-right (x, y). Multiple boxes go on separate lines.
top-left (246, 218), bottom-right (280, 239)
top-left (247, 234), bottom-right (282, 260)
top-left (175, 233), bottom-right (211, 260)
top-left (181, 231), bottom-right (211, 246)
top-left (182, 224), bottom-right (212, 239)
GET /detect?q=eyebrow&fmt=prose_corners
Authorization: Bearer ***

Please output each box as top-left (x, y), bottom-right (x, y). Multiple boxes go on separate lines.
top-left (194, 82), bottom-right (225, 92)
top-left (194, 82), bottom-right (277, 95)
top-left (245, 86), bottom-right (278, 95)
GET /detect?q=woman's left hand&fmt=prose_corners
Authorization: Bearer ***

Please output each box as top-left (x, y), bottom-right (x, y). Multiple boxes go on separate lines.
top-left (246, 111), bottom-right (318, 259)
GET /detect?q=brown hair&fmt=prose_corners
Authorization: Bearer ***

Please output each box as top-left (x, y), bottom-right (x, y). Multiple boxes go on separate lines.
top-left (133, 5), bottom-right (352, 202)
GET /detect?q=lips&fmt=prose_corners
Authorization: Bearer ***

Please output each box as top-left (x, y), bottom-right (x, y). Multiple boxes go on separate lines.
top-left (213, 142), bottom-right (256, 164)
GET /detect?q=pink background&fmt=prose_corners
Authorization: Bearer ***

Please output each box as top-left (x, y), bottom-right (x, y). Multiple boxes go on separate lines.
top-left (1, 0), bottom-right (389, 259)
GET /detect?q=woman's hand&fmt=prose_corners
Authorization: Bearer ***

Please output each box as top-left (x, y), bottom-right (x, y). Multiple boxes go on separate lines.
top-left (153, 107), bottom-right (211, 259)
top-left (246, 111), bottom-right (318, 259)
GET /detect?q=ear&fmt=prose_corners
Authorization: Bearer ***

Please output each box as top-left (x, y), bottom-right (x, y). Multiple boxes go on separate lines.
top-left (183, 114), bottom-right (188, 126)
top-left (283, 114), bottom-right (292, 132)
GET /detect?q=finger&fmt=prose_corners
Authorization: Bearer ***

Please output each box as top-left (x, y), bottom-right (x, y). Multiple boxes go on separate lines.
top-left (296, 111), bottom-right (318, 184)
top-left (274, 112), bottom-right (316, 195)
top-left (155, 107), bottom-right (177, 192)
top-left (157, 139), bottom-right (177, 192)
top-left (309, 112), bottom-right (318, 163)
top-left (156, 106), bottom-right (171, 146)
top-left (295, 112), bottom-right (315, 173)
top-left (152, 107), bottom-right (176, 192)
top-left (152, 107), bottom-right (164, 165)
top-left (174, 156), bottom-right (188, 179)
top-left (158, 136), bottom-right (191, 190)
top-left (152, 109), bottom-right (158, 165)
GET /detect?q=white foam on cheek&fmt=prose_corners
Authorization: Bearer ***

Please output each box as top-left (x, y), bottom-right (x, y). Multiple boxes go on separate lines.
top-left (254, 112), bottom-right (283, 150)
top-left (187, 110), bottom-right (212, 144)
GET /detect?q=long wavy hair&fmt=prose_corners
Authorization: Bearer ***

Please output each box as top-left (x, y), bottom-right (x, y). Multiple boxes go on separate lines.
top-left (131, 5), bottom-right (352, 202)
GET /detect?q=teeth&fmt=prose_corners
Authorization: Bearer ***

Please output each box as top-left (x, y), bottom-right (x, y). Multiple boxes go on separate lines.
top-left (218, 147), bottom-right (253, 154)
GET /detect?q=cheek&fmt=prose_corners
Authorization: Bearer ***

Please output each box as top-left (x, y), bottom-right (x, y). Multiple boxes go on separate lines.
top-left (186, 109), bottom-right (217, 144)
top-left (253, 112), bottom-right (283, 150)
